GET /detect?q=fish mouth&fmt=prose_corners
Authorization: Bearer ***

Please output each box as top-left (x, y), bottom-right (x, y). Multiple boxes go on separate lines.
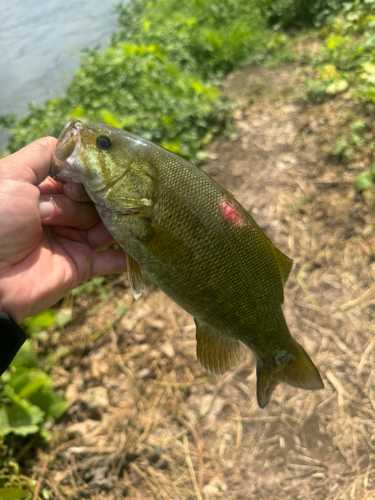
top-left (50, 120), bottom-right (84, 182)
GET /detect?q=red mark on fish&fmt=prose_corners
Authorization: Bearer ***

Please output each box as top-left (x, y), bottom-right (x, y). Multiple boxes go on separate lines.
top-left (219, 199), bottom-right (244, 227)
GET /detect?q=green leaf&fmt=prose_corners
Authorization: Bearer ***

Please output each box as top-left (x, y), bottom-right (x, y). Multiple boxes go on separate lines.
top-left (364, 34), bottom-right (375, 49)
top-left (6, 366), bottom-right (59, 401)
top-left (71, 105), bottom-right (85, 118)
top-left (190, 81), bottom-right (206, 94)
top-left (21, 310), bottom-right (58, 334)
top-left (195, 150), bottom-right (210, 161)
top-left (0, 488), bottom-right (27, 500)
top-left (10, 341), bottom-right (38, 369)
top-left (160, 140), bottom-right (180, 153)
top-left (31, 310), bottom-right (58, 328)
top-left (326, 79), bottom-right (349, 94)
top-left (0, 400), bottom-right (44, 436)
top-left (0, 392), bottom-right (44, 436)
top-left (29, 386), bottom-right (68, 420)
top-left (334, 138), bottom-right (348, 155)
top-left (100, 109), bottom-right (122, 128)
top-left (355, 171), bottom-right (372, 192)
top-left (121, 115), bottom-right (137, 129)
top-left (326, 35), bottom-right (344, 50)
top-left (350, 120), bottom-right (365, 134)
top-left (70, 276), bottom-right (106, 297)
top-left (17, 372), bottom-right (51, 398)
top-left (361, 62), bottom-right (375, 74)
top-left (40, 426), bottom-right (52, 442)
top-left (366, 73), bottom-right (375, 84)
top-left (319, 63), bottom-right (339, 80)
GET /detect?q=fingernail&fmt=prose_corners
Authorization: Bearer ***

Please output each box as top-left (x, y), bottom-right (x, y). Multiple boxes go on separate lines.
top-left (39, 199), bottom-right (54, 219)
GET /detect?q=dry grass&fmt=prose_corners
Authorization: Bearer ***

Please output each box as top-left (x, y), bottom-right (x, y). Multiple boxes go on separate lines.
top-left (30, 64), bottom-right (375, 499)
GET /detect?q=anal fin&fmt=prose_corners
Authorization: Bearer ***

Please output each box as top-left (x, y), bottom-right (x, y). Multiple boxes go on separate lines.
top-left (195, 319), bottom-right (240, 374)
top-left (127, 254), bottom-right (146, 300)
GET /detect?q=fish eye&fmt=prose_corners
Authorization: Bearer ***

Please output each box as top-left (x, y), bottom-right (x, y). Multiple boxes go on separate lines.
top-left (96, 135), bottom-right (112, 150)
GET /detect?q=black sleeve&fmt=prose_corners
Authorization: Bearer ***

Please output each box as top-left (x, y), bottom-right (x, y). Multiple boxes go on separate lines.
top-left (0, 312), bottom-right (27, 376)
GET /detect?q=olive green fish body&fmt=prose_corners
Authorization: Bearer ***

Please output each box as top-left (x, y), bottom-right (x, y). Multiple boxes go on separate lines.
top-left (51, 121), bottom-right (323, 407)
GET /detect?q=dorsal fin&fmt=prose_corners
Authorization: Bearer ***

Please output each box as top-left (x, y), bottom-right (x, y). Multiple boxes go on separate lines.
top-left (272, 246), bottom-right (293, 286)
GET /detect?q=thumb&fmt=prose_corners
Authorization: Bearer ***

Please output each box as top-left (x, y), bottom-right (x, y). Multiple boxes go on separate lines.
top-left (0, 137), bottom-right (57, 186)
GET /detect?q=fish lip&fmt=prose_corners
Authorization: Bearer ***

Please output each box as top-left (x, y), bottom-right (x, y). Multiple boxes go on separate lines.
top-left (56, 119), bottom-right (83, 150)
top-left (56, 119), bottom-right (76, 144)
top-left (50, 155), bottom-right (67, 180)
top-left (50, 120), bottom-right (83, 181)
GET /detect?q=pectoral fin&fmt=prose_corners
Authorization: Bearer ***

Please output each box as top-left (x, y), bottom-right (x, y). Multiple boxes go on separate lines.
top-left (127, 254), bottom-right (146, 300)
top-left (195, 319), bottom-right (241, 374)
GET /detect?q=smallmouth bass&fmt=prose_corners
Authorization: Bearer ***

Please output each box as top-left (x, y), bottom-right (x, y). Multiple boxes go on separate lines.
top-left (50, 120), bottom-right (323, 407)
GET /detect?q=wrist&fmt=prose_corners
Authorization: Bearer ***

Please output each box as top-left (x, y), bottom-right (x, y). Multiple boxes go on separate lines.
top-left (0, 292), bottom-right (32, 324)
top-left (0, 295), bottom-right (27, 324)
top-left (0, 311), bottom-right (27, 375)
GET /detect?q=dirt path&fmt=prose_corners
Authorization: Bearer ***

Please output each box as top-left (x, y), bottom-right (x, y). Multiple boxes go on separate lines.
top-left (39, 64), bottom-right (375, 499)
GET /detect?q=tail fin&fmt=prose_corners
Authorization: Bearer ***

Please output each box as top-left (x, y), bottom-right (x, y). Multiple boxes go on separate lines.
top-left (256, 340), bottom-right (323, 408)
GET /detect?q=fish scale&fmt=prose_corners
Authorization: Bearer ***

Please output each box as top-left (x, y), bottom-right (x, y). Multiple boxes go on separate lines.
top-left (50, 120), bottom-right (324, 408)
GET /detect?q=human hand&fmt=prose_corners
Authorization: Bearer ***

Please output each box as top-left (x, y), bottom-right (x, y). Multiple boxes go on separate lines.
top-left (0, 137), bottom-right (127, 323)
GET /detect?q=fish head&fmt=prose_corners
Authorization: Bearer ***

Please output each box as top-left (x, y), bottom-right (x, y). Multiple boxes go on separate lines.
top-left (50, 120), bottom-right (154, 215)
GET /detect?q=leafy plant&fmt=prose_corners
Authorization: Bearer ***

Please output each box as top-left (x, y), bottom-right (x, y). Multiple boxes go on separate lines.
top-left (1, 0), bottom-right (291, 161)
top-left (113, 0), bottom-right (286, 79)
top-left (332, 120), bottom-right (367, 160)
top-left (0, 340), bottom-right (68, 439)
top-left (258, 0), bottom-right (347, 29)
top-left (2, 42), bottom-right (227, 161)
top-left (307, 0), bottom-right (375, 104)
top-left (21, 309), bottom-right (70, 336)
top-left (0, 447), bottom-right (37, 499)
top-left (69, 276), bottom-right (112, 300)
top-left (0, 313), bottom-right (68, 500)
top-left (355, 162), bottom-right (375, 193)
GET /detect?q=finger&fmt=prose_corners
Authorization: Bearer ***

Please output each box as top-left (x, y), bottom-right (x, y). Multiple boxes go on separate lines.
top-left (86, 221), bottom-right (118, 250)
top-left (50, 221), bottom-right (116, 250)
top-left (63, 182), bottom-right (92, 202)
top-left (39, 176), bottom-right (64, 195)
top-left (90, 249), bottom-right (127, 277)
top-left (0, 137), bottom-right (57, 185)
top-left (39, 194), bottom-right (101, 229)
